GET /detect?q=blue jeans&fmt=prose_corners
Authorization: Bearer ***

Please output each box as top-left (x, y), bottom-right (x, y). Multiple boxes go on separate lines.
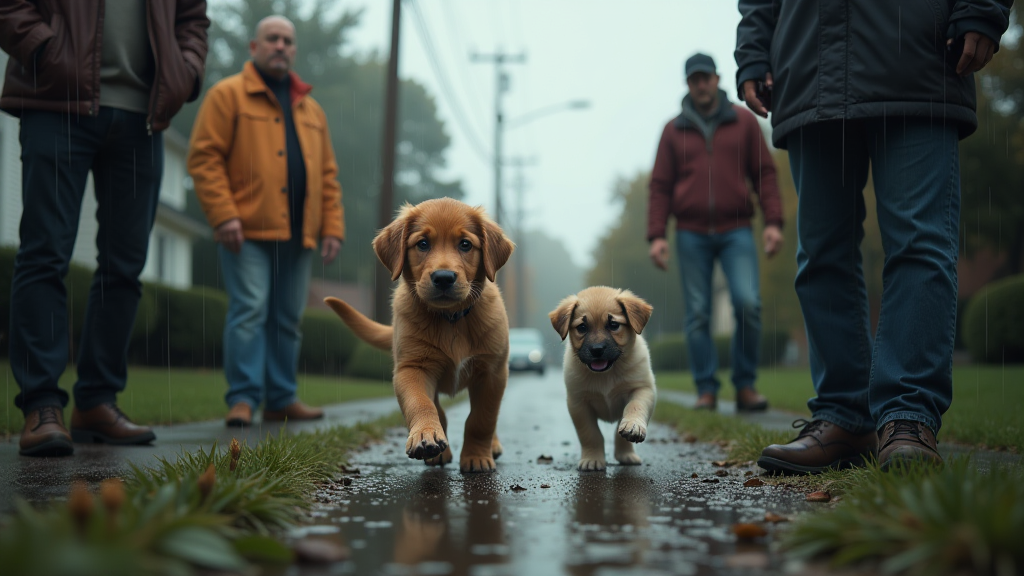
top-left (676, 228), bottom-right (762, 395)
top-left (788, 119), bottom-right (959, 435)
top-left (220, 239), bottom-right (313, 411)
top-left (10, 109), bottom-right (162, 414)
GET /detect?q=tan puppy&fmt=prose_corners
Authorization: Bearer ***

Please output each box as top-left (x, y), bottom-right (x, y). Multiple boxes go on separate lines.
top-left (549, 287), bottom-right (656, 471)
top-left (325, 198), bottom-right (515, 473)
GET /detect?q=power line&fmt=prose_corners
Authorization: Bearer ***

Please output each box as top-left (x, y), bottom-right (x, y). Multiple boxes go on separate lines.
top-left (405, 0), bottom-right (492, 165)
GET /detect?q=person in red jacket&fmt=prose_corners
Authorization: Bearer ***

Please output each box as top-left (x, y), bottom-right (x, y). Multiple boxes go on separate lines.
top-left (647, 52), bottom-right (783, 413)
top-left (1, 0), bottom-right (209, 457)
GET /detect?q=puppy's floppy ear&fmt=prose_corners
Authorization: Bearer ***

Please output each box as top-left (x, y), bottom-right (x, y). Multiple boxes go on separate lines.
top-left (617, 290), bottom-right (653, 334)
top-left (548, 295), bottom-right (579, 341)
top-left (373, 205), bottom-right (412, 281)
top-left (479, 215), bottom-right (515, 283)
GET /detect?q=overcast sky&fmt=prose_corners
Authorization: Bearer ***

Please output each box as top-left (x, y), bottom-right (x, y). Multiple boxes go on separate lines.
top-left (344, 1), bottom-right (753, 268)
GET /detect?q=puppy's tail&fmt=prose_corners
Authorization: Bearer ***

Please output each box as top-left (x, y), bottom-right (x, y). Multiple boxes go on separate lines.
top-left (324, 297), bottom-right (393, 350)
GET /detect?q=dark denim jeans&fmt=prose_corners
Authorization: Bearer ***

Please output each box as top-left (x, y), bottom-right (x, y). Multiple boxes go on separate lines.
top-left (10, 108), bottom-right (162, 414)
top-left (676, 228), bottom-right (762, 395)
top-left (788, 118), bottom-right (960, 435)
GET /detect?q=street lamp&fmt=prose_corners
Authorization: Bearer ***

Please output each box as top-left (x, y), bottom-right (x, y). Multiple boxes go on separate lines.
top-left (500, 99), bottom-right (591, 328)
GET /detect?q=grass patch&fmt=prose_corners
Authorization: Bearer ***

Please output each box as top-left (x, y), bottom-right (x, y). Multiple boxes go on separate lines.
top-left (653, 401), bottom-right (791, 462)
top-left (785, 458), bottom-right (1024, 576)
top-left (655, 366), bottom-right (1024, 451)
top-left (0, 361), bottom-right (395, 435)
top-left (0, 410), bottom-right (406, 576)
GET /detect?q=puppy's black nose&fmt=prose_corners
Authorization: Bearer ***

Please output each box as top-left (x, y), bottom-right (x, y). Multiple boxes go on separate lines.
top-left (589, 344), bottom-right (606, 358)
top-left (431, 270), bottom-right (457, 290)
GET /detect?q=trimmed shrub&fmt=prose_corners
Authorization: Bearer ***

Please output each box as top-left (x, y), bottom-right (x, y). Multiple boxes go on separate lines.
top-left (649, 329), bottom-right (791, 372)
top-left (963, 274), bottom-right (1024, 363)
top-left (131, 284), bottom-right (228, 368)
top-left (344, 341), bottom-right (394, 382)
top-left (299, 308), bottom-right (359, 376)
top-left (1, 246), bottom-right (157, 359)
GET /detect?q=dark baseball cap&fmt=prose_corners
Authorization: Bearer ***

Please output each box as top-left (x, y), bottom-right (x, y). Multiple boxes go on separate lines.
top-left (684, 53), bottom-right (717, 79)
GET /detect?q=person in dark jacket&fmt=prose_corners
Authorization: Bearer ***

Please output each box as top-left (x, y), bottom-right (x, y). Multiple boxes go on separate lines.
top-left (0, 0), bottom-right (209, 456)
top-left (648, 52), bottom-right (784, 414)
top-left (735, 0), bottom-right (1013, 473)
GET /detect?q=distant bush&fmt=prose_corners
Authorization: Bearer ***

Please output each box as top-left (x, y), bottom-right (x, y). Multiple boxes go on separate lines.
top-left (130, 284), bottom-right (228, 368)
top-left (299, 309), bottom-right (358, 376)
top-left (344, 341), bottom-right (394, 381)
top-left (649, 330), bottom-right (791, 372)
top-left (963, 274), bottom-right (1024, 363)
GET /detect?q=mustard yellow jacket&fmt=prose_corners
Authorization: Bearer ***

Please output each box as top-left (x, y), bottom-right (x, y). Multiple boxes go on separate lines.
top-left (187, 61), bottom-right (344, 247)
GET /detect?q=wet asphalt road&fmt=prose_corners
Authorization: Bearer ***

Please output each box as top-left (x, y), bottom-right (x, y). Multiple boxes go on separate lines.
top-left (292, 371), bottom-right (811, 576)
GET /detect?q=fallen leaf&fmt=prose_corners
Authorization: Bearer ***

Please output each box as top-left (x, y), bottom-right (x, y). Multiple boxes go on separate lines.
top-left (690, 472), bottom-right (699, 478)
top-left (714, 469), bottom-right (729, 477)
top-left (764, 512), bottom-right (789, 523)
top-left (683, 433), bottom-right (698, 443)
top-left (511, 484), bottom-right (527, 492)
top-left (701, 478), bottom-right (720, 484)
top-left (341, 477), bottom-right (353, 486)
top-left (536, 455), bottom-right (554, 464)
top-left (293, 538), bottom-right (350, 564)
top-left (743, 478), bottom-right (764, 487)
top-left (744, 470), bottom-right (754, 477)
top-left (731, 523), bottom-right (768, 539)
top-left (540, 484), bottom-right (551, 489)
top-left (806, 491), bottom-right (831, 503)
top-left (712, 460), bottom-right (728, 467)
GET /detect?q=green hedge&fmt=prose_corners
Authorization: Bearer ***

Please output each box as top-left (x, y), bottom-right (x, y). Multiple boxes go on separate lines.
top-left (343, 341), bottom-right (394, 381)
top-left (300, 308), bottom-right (359, 376)
top-left (649, 330), bottom-right (791, 372)
top-left (963, 274), bottom-right (1024, 363)
top-left (2, 246), bottom-right (370, 375)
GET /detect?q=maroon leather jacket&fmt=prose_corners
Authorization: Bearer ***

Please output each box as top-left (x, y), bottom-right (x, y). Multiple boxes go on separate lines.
top-left (0, 0), bottom-right (209, 132)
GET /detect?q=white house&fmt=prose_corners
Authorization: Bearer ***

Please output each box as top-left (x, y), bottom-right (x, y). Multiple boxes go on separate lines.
top-left (0, 50), bottom-right (206, 289)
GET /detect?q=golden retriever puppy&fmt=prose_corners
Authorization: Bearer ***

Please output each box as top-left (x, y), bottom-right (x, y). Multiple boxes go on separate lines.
top-left (549, 287), bottom-right (656, 471)
top-left (325, 198), bottom-right (515, 473)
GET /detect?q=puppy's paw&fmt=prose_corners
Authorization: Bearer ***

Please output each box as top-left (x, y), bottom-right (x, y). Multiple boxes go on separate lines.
top-left (491, 435), bottom-right (504, 460)
top-left (406, 427), bottom-right (448, 460)
top-left (460, 454), bottom-right (497, 473)
top-left (615, 450), bottom-right (643, 466)
top-left (577, 456), bottom-right (607, 471)
top-left (424, 445), bottom-right (453, 467)
top-left (617, 419), bottom-right (647, 443)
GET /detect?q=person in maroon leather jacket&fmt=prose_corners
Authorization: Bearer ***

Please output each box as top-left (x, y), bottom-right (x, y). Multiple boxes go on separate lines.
top-left (0, 0), bottom-right (209, 456)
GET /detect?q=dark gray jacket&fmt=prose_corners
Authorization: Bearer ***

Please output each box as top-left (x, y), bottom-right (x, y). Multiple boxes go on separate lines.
top-left (735, 0), bottom-right (1013, 148)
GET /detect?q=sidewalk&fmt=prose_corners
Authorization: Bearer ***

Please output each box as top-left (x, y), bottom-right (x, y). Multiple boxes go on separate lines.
top-left (659, 390), bottom-right (1022, 471)
top-left (0, 397), bottom-right (400, 512)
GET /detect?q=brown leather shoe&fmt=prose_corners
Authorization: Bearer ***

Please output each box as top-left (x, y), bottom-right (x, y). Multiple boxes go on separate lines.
top-left (693, 392), bottom-right (717, 411)
top-left (758, 419), bottom-right (877, 474)
top-left (263, 401), bottom-right (324, 422)
top-left (736, 388), bottom-right (769, 412)
top-left (225, 403), bottom-right (253, 427)
top-left (19, 406), bottom-right (74, 457)
top-left (878, 420), bottom-right (943, 471)
top-left (71, 403), bottom-right (156, 445)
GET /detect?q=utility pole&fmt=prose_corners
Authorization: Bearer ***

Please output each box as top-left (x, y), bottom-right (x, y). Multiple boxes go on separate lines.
top-left (471, 50), bottom-right (526, 227)
top-left (374, 0), bottom-right (401, 323)
top-left (506, 157), bottom-right (536, 328)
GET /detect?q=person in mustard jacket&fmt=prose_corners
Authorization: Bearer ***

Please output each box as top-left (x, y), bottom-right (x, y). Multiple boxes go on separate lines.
top-left (187, 15), bottom-right (344, 427)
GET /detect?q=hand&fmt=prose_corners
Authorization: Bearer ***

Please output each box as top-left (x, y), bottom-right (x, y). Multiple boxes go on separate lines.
top-left (214, 218), bottom-right (244, 254)
top-left (649, 238), bottom-right (669, 271)
top-left (742, 72), bottom-right (773, 118)
top-left (951, 32), bottom-right (997, 76)
top-left (321, 236), bottom-right (342, 264)
top-left (762, 225), bottom-right (784, 258)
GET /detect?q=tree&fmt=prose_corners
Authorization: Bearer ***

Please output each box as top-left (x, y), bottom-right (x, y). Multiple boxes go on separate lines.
top-left (179, 0), bottom-right (463, 286)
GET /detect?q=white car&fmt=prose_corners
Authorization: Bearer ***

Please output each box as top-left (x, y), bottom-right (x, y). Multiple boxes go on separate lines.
top-left (508, 328), bottom-right (546, 375)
